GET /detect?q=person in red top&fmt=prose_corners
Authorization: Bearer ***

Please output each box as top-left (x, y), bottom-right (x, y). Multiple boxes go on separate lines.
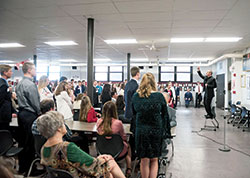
top-left (79, 96), bottom-right (100, 122)
top-left (97, 101), bottom-right (132, 178)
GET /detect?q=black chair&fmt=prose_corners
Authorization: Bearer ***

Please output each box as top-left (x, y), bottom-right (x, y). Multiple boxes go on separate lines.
top-left (73, 109), bottom-right (80, 121)
top-left (27, 134), bottom-right (47, 177)
top-left (96, 134), bottom-right (124, 160)
top-left (0, 130), bottom-right (23, 157)
top-left (228, 104), bottom-right (241, 124)
top-left (0, 130), bottom-right (23, 168)
top-left (46, 166), bottom-right (73, 178)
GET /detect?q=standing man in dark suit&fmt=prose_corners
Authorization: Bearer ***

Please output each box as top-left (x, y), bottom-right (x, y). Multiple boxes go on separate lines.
top-left (124, 67), bottom-right (140, 127)
top-left (197, 67), bottom-right (217, 118)
top-left (124, 66), bottom-right (140, 160)
top-left (0, 65), bottom-right (16, 131)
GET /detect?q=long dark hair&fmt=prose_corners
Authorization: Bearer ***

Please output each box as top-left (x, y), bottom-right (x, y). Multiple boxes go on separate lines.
top-left (116, 95), bottom-right (125, 110)
top-left (101, 84), bottom-right (111, 100)
top-left (98, 101), bottom-right (118, 135)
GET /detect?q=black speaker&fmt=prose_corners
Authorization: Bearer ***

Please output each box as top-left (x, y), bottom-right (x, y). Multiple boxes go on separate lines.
top-left (139, 66), bottom-right (144, 69)
top-left (72, 66), bottom-right (77, 70)
top-left (149, 66), bottom-right (153, 69)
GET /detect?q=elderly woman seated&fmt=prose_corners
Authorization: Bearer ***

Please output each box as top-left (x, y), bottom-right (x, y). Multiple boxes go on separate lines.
top-left (36, 111), bottom-right (125, 178)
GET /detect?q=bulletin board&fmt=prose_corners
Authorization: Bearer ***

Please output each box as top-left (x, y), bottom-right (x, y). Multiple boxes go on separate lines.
top-left (247, 76), bottom-right (250, 100)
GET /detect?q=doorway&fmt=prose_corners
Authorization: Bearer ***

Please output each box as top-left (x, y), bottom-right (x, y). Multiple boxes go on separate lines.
top-left (216, 74), bottom-right (225, 109)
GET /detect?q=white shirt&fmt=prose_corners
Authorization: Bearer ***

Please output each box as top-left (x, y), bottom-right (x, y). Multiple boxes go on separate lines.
top-left (195, 84), bottom-right (203, 93)
top-left (55, 91), bottom-right (73, 120)
top-left (39, 87), bottom-right (53, 101)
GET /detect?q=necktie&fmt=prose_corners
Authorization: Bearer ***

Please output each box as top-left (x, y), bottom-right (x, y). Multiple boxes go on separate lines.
top-left (198, 85), bottom-right (200, 93)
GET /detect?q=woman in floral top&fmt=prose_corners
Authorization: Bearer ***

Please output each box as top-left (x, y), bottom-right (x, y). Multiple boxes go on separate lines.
top-left (37, 111), bottom-right (125, 178)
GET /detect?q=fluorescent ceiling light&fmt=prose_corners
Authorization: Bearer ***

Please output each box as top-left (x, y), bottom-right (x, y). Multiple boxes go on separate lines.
top-left (205, 37), bottom-right (242, 42)
top-left (94, 58), bottom-right (112, 62)
top-left (0, 60), bottom-right (14, 63)
top-left (0, 43), bottom-right (25, 48)
top-left (131, 58), bottom-right (149, 62)
top-left (104, 39), bottom-right (137, 44)
top-left (167, 58), bottom-right (213, 61)
top-left (44, 41), bottom-right (78, 46)
top-left (57, 59), bottom-right (77, 62)
top-left (170, 38), bottom-right (204, 43)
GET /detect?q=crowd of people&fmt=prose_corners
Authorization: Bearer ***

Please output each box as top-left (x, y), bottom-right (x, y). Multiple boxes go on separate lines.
top-left (0, 62), bottom-right (215, 178)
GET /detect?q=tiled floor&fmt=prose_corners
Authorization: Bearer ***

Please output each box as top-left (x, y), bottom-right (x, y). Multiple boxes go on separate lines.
top-left (168, 107), bottom-right (250, 178)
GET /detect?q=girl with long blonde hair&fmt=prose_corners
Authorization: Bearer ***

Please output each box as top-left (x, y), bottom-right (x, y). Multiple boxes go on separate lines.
top-left (38, 75), bottom-right (53, 101)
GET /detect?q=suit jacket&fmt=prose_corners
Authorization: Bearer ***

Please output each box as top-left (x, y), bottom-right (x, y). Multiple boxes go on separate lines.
top-left (0, 78), bottom-right (15, 123)
top-left (74, 85), bottom-right (86, 97)
top-left (124, 79), bottom-right (138, 119)
top-left (198, 71), bottom-right (217, 98)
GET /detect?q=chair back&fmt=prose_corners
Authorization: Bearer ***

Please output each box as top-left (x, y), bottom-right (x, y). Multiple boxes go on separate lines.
top-left (0, 130), bottom-right (13, 156)
top-left (73, 109), bottom-right (80, 121)
top-left (236, 101), bottom-right (241, 105)
top-left (231, 104), bottom-right (237, 113)
top-left (46, 166), bottom-right (73, 178)
top-left (33, 135), bottom-right (47, 157)
top-left (241, 107), bottom-right (247, 118)
top-left (96, 134), bottom-right (124, 160)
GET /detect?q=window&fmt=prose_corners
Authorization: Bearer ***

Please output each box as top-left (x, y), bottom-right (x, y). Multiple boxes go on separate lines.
top-left (177, 73), bottom-right (191, 82)
top-left (176, 66), bottom-right (192, 82)
top-left (159, 66), bottom-right (192, 82)
top-left (95, 73), bottom-right (108, 81)
top-left (94, 66), bottom-right (123, 82)
top-left (110, 73), bottom-right (122, 81)
top-left (160, 73), bottom-right (174, 81)
top-left (159, 66), bottom-right (175, 82)
top-left (49, 66), bottom-right (60, 81)
top-left (109, 66), bottom-right (123, 82)
top-left (36, 65), bottom-right (48, 80)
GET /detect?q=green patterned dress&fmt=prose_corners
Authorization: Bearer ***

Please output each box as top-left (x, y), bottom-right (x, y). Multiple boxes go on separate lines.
top-left (132, 92), bottom-right (170, 158)
top-left (41, 142), bottom-right (111, 178)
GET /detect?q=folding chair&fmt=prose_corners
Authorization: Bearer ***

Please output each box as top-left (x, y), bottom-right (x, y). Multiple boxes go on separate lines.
top-left (0, 130), bottom-right (23, 168)
top-left (96, 134), bottom-right (124, 160)
top-left (46, 166), bottom-right (73, 178)
top-left (227, 104), bottom-right (241, 124)
top-left (73, 109), bottom-right (80, 121)
top-left (27, 134), bottom-right (47, 177)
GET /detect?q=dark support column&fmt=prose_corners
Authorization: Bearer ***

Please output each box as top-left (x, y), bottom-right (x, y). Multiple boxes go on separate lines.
top-left (127, 53), bottom-right (131, 81)
top-left (87, 18), bottom-right (94, 103)
top-left (33, 54), bottom-right (37, 81)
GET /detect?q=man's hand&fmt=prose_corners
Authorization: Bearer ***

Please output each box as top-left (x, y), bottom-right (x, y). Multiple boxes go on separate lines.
top-left (205, 84), bottom-right (208, 87)
top-left (197, 67), bottom-right (200, 71)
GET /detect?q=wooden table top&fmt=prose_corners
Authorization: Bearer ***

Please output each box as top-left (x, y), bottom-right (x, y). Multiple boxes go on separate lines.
top-left (10, 117), bottom-right (132, 134)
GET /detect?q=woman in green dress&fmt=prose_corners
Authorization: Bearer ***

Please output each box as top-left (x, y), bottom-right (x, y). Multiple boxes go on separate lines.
top-left (132, 72), bottom-right (171, 178)
top-left (36, 111), bottom-right (125, 178)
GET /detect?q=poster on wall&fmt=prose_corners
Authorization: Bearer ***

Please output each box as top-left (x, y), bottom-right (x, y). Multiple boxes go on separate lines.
top-left (247, 76), bottom-right (250, 100)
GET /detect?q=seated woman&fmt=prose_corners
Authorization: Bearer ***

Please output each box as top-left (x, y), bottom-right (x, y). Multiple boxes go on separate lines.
top-left (73, 93), bottom-right (84, 110)
top-left (37, 111), bottom-right (125, 178)
top-left (97, 101), bottom-right (132, 177)
top-left (79, 96), bottom-right (101, 122)
top-left (115, 95), bottom-right (126, 122)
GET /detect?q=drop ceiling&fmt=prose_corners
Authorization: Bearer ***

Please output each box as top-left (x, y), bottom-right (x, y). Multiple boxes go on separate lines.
top-left (0, 0), bottom-right (250, 64)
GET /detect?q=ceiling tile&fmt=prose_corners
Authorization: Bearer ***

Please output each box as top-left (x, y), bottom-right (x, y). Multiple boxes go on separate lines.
top-left (174, 10), bottom-right (227, 20)
top-left (122, 12), bottom-right (172, 22)
top-left (115, 0), bottom-right (173, 13)
top-left (127, 21), bottom-right (172, 29)
top-left (14, 6), bottom-right (67, 18)
top-left (174, 0), bottom-right (237, 11)
top-left (61, 3), bottom-right (118, 16)
top-left (173, 19), bottom-right (219, 28)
